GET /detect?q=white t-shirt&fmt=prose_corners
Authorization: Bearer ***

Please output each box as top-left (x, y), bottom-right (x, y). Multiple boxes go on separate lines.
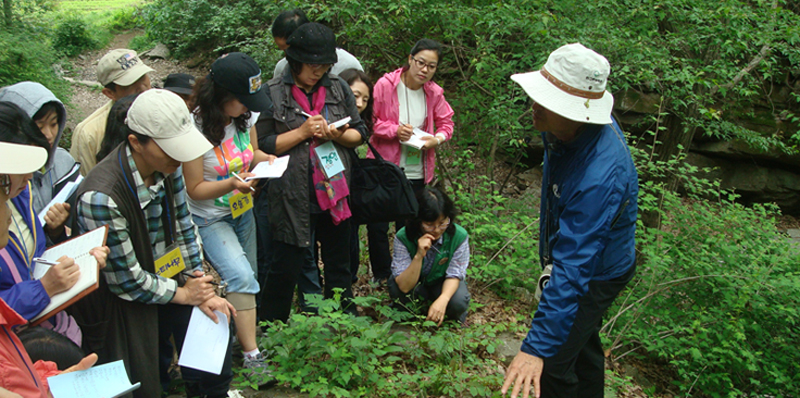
top-left (397, 79), bottom-right (426, 180)
top-left (187, 112), bottom-right (260, 220)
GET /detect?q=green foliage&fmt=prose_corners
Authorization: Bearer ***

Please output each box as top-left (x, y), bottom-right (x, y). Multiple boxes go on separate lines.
top-left (604, 141), bottom-right (800, 396)
top-left (260, 293), bottom-right (506, 397)
top-left (53, 16), bottom-right (98, 57)
top-left (0, 28), bottom-right (70, 103)
top-left (103, 7), bottom-right (142, 32)
top-left (443, 148), bottom-right (539, 295)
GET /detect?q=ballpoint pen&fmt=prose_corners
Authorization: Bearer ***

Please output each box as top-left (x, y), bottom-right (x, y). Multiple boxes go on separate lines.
top-left (231, 172), bottom-right (255, 192)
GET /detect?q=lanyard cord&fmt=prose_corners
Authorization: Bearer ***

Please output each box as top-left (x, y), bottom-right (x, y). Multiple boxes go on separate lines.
top-left (10, 213), bottom-right (30, 264)
top-left (118, 149), bottom-right (174, 242)
top-left (402, 73), bottom-right (427, 127)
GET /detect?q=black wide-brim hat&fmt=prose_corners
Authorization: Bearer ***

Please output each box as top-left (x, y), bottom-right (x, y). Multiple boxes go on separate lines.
top-left (285, 22), bottom-right (338, 65)
top-left (209, 52), bottom-right (271, 113)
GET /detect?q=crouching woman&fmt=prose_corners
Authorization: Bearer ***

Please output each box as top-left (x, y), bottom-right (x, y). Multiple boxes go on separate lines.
top-left (390, 187), bottom-right (470, 326)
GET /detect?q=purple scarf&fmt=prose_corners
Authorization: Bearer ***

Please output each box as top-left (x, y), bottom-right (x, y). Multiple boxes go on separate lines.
top-left (291, 85), bottom-right (351, 224)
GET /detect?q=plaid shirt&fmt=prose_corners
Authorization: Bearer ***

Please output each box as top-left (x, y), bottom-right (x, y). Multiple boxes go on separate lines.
top-left (76, 146), bottom-right (203, 304)
top-left (391, 236), bottom-right (470, 280)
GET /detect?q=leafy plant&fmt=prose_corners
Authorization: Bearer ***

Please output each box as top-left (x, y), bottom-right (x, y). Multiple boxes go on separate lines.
top-left (259, 293), bottom-right (507, 397)
top-left (53, 16), bottom-right (97, 57)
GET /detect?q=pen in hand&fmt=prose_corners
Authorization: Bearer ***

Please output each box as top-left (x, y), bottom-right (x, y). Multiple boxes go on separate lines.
top-left (33, 257), bottom-right (59, 266)
top-left (231, 172), bottom-right (255, 192)
top-left (181, 270), bottom-right (221, 286)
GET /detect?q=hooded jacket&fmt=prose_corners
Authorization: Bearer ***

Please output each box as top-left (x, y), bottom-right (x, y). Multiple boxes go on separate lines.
top-left (368, 67), bottom-right (454, 184)
top-left (0, 82), bottom-right (81, 215)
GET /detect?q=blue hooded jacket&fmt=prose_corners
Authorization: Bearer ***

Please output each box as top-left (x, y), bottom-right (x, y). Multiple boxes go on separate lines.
top-left (521, 117), bottom-right (638, 358)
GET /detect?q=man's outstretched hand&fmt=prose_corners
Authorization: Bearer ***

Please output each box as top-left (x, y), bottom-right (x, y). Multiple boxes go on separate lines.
top-left (501, 351), bottom-right (544, 398)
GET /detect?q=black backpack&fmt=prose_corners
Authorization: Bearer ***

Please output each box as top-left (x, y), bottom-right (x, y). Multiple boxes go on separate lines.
top-left (349, 141), bottom-right (418, 224)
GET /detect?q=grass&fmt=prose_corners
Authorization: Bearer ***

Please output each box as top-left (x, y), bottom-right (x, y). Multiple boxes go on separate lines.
top-left (58, 0), bottom-right (145, 13)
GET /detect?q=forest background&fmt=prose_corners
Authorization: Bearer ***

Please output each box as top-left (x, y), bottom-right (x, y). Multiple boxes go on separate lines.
top-left (1, 0), bottom-right (799, 397)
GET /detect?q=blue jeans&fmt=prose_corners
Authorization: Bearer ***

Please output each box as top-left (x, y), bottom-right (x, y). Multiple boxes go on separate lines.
top-left (193, 211), bottom-right (259, 296)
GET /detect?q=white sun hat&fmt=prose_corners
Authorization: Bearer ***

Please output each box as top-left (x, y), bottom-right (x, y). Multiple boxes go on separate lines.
top-left (125, 89), bottom-right (212, 162)
top-left (0, 142), bottom-right (47, 174)
top-left (511, 43), bottom-right (614, 125)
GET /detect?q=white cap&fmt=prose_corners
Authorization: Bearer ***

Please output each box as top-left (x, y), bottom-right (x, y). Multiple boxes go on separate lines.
top-left (97, 49), bottom-right (154, 87)
top-left (511, 43), bottom-right (614, 125)
top-left (0, 142), bottom-right (47, 174)
top-left (125, 89), bottom-right (212, 162)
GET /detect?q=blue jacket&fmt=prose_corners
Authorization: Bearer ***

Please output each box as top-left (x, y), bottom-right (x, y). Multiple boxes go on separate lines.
top-left (521, 118), bottom-right (638, 358)
top-left (0, 185), bottom-right (50, 321)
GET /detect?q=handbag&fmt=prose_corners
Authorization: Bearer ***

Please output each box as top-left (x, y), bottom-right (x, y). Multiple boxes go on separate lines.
top-left (349, 141), bottom-right (419, 224)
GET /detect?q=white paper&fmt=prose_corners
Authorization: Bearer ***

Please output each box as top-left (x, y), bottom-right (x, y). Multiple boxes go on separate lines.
top-left (401, 128), bottom-right (434, 150)
top-left (329, 116), bottom-right (351, 129)
top-left (245, 155), bottom-right (290, 181)
top-left (48, 359), bottom-right (141, 398)
top-left (31, 226), bottom-right (106, 321)
top-left (38, 174), bottom-right (84, 225)
top-left (178, 307), bottom-right (230, 375)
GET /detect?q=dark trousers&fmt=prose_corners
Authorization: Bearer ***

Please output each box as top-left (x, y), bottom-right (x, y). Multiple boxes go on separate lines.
top-left (260, 212), bottom-right (353, 322)
top-left (254, 188), bottom-right (272, 312)
top-left (158, 304), bottom-right (234, 398)
top-left (540, 265), bottom-right (635, 398)
top-left (388, 277), bottom-right (471, 323)
top-left (366, 179), bottom-right (425, 280)
top-left (349, 224), bottom-right (361, 283)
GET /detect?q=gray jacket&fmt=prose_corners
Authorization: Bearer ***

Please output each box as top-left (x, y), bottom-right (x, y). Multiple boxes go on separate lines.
top-left (273, 48), bottom-right (364, 79)
top-left (0, 82), bottom-right (81, 214)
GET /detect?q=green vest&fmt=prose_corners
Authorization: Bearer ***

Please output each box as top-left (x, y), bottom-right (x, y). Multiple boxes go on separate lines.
top-left (396, 224), bottom-right (468, 286)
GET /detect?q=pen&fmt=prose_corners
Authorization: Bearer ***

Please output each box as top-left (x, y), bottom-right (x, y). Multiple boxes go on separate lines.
top-left (32, 258), bottom-right (59, 266)
top-left (181, 271), bottom-right (221, 286)
top-left (231, 172), bottom-right (255, 192)
top-left (298, 110), bottom-right (314, 119)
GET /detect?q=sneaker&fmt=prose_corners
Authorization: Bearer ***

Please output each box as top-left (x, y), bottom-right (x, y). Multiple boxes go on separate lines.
top-left (242, 351), bottom-right (276, 388)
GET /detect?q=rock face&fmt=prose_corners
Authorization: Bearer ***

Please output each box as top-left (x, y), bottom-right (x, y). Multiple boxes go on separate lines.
top-left (515, 84), bottom-right (800, 214)
top-left (617, 87), bottom-right (800, 215)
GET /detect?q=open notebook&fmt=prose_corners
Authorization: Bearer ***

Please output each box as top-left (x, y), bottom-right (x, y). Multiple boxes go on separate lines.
top-left (30, 225), bottom-right (108, 325)
top-left (48, 359), bottom-right (141, 398)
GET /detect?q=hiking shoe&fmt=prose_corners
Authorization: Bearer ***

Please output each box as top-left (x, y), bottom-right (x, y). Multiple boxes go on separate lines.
top-left (242, 351), bottom-right (276, 388)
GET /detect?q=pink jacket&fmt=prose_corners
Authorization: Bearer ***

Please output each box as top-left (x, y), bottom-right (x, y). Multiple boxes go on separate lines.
top-left (368, 68), bottom-right (455, 183)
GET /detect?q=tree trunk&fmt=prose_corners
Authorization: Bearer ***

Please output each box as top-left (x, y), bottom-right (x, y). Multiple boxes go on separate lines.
top-left (3, 0), bottom-right (11, 27)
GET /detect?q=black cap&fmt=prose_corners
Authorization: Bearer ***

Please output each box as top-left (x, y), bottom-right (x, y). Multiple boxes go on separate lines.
top-left (285, 23), bottom-right (337, 65)
top-left (209, 52), bottom-right (271, 113)
top-left (163, 73), bottom-right (196, 95)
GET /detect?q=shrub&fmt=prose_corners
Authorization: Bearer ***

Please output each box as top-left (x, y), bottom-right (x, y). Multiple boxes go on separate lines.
top-left (603, 142), bottom-right (800, 396)
top-left (0, 29), bottom-right (70, 102)
top-left (53, 16), bottom-right (97, 57)
top-left (259, 293), bottom-right (507, 397)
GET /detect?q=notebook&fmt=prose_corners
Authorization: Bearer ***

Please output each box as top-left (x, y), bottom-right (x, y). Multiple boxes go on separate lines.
top-left (48, 359), bottom-right (141, 398)
top-left (30, 225), bottom-right (108, 325)
top-left (401, 128), bottom-right (434, 150)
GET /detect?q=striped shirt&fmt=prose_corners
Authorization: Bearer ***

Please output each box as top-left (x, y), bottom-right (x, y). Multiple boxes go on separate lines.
top-left (75, 146), bottom-right (203, 304)
top-left (391, 235), bottom-right (470, 280)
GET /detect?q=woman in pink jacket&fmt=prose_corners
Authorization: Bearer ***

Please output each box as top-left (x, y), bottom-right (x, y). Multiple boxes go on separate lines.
top-left (367, 38), bottom-right (454, 284)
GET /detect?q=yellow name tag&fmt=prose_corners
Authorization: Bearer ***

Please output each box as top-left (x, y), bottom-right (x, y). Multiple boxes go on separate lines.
top-left (155, 245), bottom-right (186, 278)
top-left (229, 192), bottom-right (253, 219)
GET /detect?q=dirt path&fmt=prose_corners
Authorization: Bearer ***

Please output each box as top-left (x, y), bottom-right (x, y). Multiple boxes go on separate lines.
top-left (64, 29), bottom-right (203, 132)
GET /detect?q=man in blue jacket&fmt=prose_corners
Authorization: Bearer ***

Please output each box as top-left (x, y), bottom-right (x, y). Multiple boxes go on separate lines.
top-left (502, 43), bottom-right (639, 398)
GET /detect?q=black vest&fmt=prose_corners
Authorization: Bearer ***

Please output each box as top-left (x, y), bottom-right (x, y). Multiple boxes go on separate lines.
top-left (68, 143), bottom-right (178, 398)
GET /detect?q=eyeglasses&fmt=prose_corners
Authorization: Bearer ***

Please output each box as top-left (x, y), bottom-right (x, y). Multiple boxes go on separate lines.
top-left (411, 57), bottom-right (438, 71)
top-left (308, 64), bottom-right (333, 71)
top-left (422, 217), bottom-right (450, 232)
top-left (1, 175), bottom-right (10, 197)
